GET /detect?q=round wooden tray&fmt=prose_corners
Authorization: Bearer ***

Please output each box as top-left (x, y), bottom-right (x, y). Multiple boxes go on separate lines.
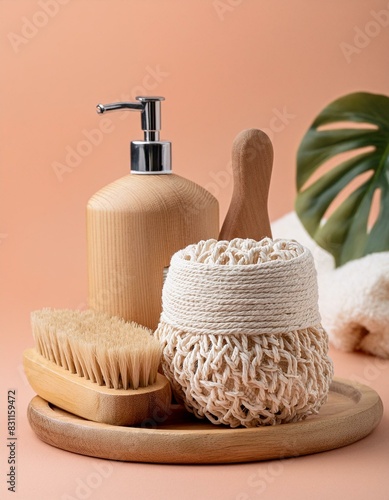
top-left (27, 378), bottom-right (383, 464)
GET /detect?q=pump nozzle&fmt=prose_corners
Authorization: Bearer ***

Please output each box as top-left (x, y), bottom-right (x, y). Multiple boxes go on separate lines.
top-left (95, 96), bottom-right (171, 174)
top-left (96, 102), bottom-right (143, 114)
top-left (96, 97), bottom-right (164, 141)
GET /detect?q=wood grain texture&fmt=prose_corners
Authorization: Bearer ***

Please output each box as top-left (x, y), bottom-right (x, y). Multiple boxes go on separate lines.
top-left (87, 174), bottom-right (219, 330)
top-left (219, 129), bottom-right (273, 241)
top-left (27, 378), bottom-right (383, 464)
top-left (23, 348), bottom-right (171, 426)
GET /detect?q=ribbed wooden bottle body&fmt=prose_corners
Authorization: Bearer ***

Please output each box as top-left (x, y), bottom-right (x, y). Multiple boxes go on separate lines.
top-left (87, 174), bottom-right (219, 330)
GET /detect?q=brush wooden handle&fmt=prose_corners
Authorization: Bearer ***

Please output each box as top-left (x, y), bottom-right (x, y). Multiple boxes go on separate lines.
top-left (23, 348), bottom-right (171, 426)
top-left (219, 129), bottom-right (273, 240)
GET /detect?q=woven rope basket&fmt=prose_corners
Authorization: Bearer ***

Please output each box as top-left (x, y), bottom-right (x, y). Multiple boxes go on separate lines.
top-left (155, 238), bottom-right (333, 428)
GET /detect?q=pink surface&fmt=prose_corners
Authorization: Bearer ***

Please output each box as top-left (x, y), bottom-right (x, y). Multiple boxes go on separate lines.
top-left (1, 1), bottom-right (389, 498)
top-left (1, 322), bottom-right (388, 500)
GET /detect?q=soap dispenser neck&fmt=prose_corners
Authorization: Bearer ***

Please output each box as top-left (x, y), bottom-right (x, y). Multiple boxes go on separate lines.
top-left (145, 131), bottom-right (160, 142)
top-left (96, 96), bottom-right (171, 174)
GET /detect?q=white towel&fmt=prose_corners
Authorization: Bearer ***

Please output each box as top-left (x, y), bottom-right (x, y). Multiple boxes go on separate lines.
top-left (272, 212), bottom-right (389, 359)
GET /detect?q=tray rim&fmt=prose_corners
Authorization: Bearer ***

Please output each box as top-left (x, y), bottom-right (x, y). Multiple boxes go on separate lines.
top-left (27, 377), bottom-right (383, 464)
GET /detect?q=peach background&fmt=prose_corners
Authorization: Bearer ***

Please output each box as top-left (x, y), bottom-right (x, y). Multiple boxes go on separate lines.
top-left (1, 1), bottom-right (389, 499)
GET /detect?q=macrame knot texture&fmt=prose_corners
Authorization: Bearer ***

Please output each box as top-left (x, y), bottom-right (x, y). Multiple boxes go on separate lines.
top-left (155, 238), bottom-right (333, 428)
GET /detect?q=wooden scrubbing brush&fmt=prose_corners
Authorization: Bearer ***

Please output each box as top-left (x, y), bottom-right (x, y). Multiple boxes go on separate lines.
top-left (23, 308), bottom-right (171, 426)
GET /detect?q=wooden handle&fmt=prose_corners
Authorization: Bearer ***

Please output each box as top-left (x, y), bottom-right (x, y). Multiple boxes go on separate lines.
top-left (219, 129), bottom-right (273, 241)
top-left (23, 348), bottom-right (171, 426)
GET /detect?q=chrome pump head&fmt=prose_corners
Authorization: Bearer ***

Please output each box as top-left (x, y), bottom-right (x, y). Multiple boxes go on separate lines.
top-left (96, 96), bottom-right (171, 174)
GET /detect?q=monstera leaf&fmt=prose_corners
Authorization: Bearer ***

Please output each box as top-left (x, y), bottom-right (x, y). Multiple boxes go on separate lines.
top-left (296, 92), bottom-right (389, 267)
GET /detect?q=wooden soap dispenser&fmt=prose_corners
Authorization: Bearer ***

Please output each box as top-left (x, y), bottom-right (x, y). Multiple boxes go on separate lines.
top-left (87, 96), bottom-right (219, 330)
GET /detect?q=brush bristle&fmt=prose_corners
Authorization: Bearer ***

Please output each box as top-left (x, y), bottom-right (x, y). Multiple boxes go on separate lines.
top-left (30, 308), bottom-right (162, 390)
